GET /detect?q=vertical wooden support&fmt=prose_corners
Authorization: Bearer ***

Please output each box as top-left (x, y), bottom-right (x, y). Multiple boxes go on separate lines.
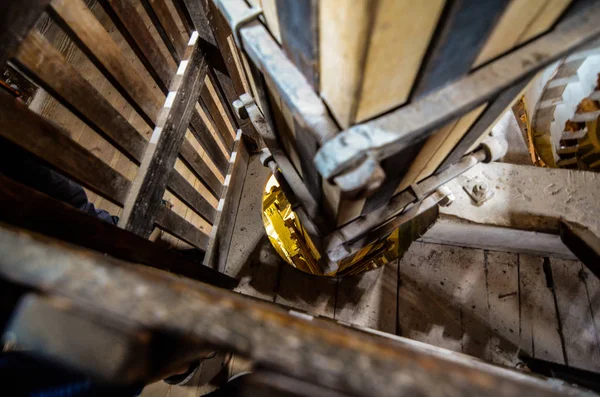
top-left (119, 34), bottom-right (208, 237)
top-left (203, 131), bottom-right (250, 272)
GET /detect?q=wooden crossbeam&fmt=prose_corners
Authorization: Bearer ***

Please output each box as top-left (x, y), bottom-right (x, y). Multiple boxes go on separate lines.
top-left (99, 0), bottom-right (176, 94)
top-left (0, 173), bottom-right (235, 288)
top-left (48, 0), bottom-right (162, 126)
top-left (0, 90), bottom-right (131, 206)
top-left (13, 29), bottom-right (148, 164)
top-left (155, 206), bottom-right (210, 250)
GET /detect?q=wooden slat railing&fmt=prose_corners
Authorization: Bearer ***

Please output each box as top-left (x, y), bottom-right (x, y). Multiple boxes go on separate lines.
top-left (0, 0), bottom-right (251, 282)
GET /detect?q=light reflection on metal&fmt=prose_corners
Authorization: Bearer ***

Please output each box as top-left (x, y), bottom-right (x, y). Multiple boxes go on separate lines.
top-left (262, 174), bottom-right (400, 277)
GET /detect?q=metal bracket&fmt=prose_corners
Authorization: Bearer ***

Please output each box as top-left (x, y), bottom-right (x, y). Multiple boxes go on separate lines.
top-left (462, 178), bottom-right (494, 206)
top-left (228, 5), bottom-right (263, 50)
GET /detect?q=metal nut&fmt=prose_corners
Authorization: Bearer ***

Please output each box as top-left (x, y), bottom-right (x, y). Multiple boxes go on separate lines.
top-left (233, 99), bottom-right (248, 120)
top-left (472, 182), bottom-right (488, 197)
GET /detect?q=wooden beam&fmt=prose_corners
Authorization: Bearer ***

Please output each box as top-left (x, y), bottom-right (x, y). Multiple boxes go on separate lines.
top-left (276, 0), bottom-right (319, 90)
top-left (171, 0), bottom-right (194, 35)
top-left (0, 174), bottom-right (236, 289)
top-left (14, 30), bottom-right (148, 164)
top-left (167, 169), bottom-right (216, 224)
top-left (204, 131), bottom-right (249, 272)
top-left (411, 0), bottom-right (510, 98)
top-left (119, 37), bottom-right (207, 237)
top-left (0, 224), bottom-right (586, 397)
top-left (49, 0), bottom-right (162, 126)
top-left (189, 109), bottom-right (229, 173)
top-left (0, 0), bottom-right (51, 66)
top-left (179, 138), bottom-right (223, 197)
top-left (201, 83), bottom-right (234, 149)
top-left (141, 0), bottom-right (187, 63)
top-left (155, 206), bottom-right (210, 250)
top-left (203, 0), bottom-right (247, 95)
top-left (0, 90), bottom-right (130, 206)
top-left (99, 0), bottom-right (176, 94)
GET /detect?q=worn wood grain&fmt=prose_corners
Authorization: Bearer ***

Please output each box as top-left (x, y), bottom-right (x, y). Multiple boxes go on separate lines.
top-left (49, 0), bottom-right (162, 126)
top-left (201, 83), bottom-right (234, 150)
top-left (203, 132), bottom-right (249, 272)
top-left (551, 258), bottom-right (600, 371)
top-left (167, 169), bottom-right (216, 224)
top-left (485, 251), bottom-right (520, 366)
top-left (155, 205), bottom-right (209, 250)
top-left (320, 0), bottom-right (445, 127)
top-left (180, 138), bottom-right (223, 197)
top-left (189, 109), bottom-right (229, 173)
top-left (0, 173), bottom-right (235, 288)
top-left (519, 255), bottom-right (565, 364)
top-left (335, 260), bottom-right (398, 333)
top-left (0, 90), bottom-right (130, 206)
top-left (412, 0), bottom-right (509, 98)
top-left (99, 0), bottom-right (176, 94)
top-left (120, 41), bottom-right (207, 237)
top-left (14, 30), bottom-right (148, 164)
top-left (142, 0), bottom-right (187, 63)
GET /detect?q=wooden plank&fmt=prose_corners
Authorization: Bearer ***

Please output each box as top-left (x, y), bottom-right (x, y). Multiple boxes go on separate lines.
top-left (14, 30), bottom-right (148, 164)
top-left (412, 0), bottom-right (510, 98)
top-left (167, 169), bottom-right (216, 224)
top-left (0, 90), bottom-right (130, 206)
top-left (180, 139), bottom-right (223, 197)
top-left (0, 173), bottom-right (235, 289)
top-left (518, 0), bottom-right (573, 44)
top-left (397, 242), bottom-right (463, 352)
top-left (224, 156), bottom-right (282, 301)
top-left (189, 109), bottom-right (229, 173)
top-left (473, 0), bottom-right (547, 67)
top-left (275, 266), bottom-right (338, 318)
top-left (120, 39), bottom-right (207, 237)
top-left (171, 0), bottom-right (194, 35)
top-left (141, 0), bottom-right (187, 62)
top-left (319, 0), bottom-right (445, 127)
top-left (485, 251), bottom-right (520, 366)
top-left (580, 264), bottom-right (600, 354)
top-left (49, 0), bottom-right (162, 126)
top-left (199, 98), bottom-right (234, 151)
top-left (396, 105), bottom-right (486, 194)
top-left (276, 0), bottom-right (319, 90)
top-left (519, 255), bottom-right (565, 364)
top-left (203, 132), bottom-right (249, 272)
top-left (0, 0), bottom-right (50, 66)
top-left (99, 0), bottom-right (176, 94)
top-left (335, 260), bottom-right (398, 333)
top-left (155, 206), bottom-right (209, 250)
top-left (551, 258), bottom-right (600, 371)
top-left (200, 83), bottom-right (234, 149)
top-left (203, 0), bottom-right (247, 95)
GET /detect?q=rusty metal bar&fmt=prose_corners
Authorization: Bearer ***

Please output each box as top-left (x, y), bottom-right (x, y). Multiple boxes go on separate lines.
top-left (0, 223), bottom-right (591, 397)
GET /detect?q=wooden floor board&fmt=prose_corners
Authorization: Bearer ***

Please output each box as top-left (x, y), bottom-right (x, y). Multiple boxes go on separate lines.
top-left (551, 258), bottom-right (600, 371)
top-left (334, 259), bottom-right (398, 333)
top-left (518, 255), bottom-right (565, 364)
top-left (222, 156), bottom-right (281, 301)
top-left (397, 242), bottom-right (464, 353)
top-left (485, 251), bottom-right (520, 366)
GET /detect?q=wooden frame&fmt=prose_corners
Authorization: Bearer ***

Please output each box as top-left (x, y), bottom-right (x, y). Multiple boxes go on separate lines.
top-left (0, 0), bottom-right (252, 286)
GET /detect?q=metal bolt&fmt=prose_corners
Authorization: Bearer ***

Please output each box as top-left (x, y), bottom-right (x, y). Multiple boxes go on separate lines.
top-left (472, 182), bottom-right (488, 196)
top-left (233, 99), bottom-right (248, 120)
